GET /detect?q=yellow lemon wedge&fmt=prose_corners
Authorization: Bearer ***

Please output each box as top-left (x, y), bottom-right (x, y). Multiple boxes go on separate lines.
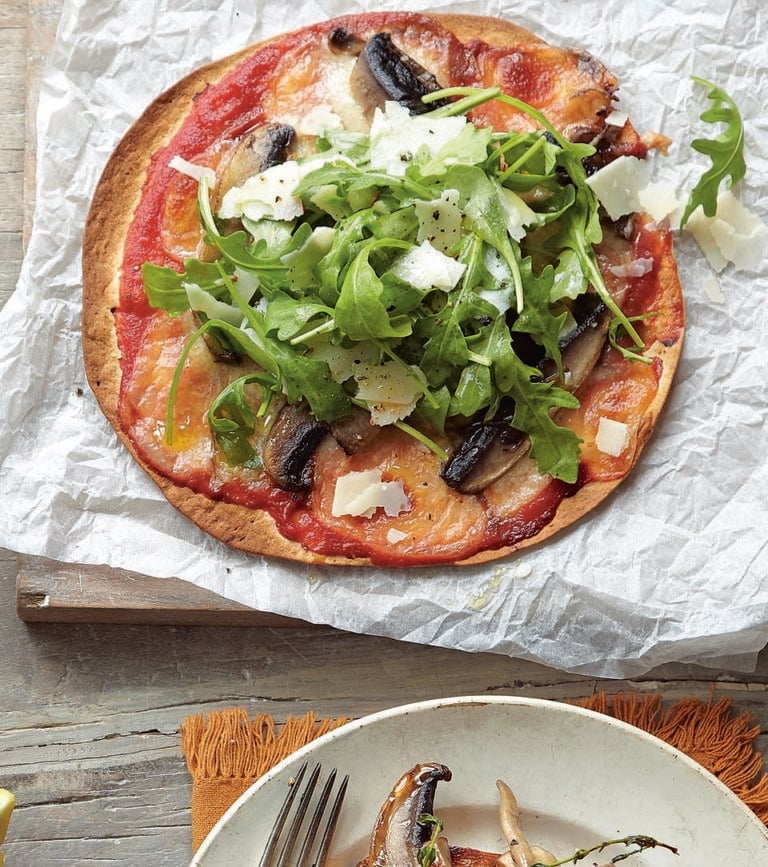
top-left (0, 787), bottom-right (15, 852)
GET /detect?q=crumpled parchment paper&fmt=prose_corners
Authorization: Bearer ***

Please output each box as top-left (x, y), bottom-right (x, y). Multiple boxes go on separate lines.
top-left (1, 0), bottom-right (766, 678)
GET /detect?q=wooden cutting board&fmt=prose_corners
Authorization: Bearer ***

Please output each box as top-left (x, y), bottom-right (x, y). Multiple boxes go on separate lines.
top-left (17, 0), bottom-right (296, 625)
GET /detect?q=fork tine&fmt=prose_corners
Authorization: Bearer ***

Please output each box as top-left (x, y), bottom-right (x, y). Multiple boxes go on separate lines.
top-left (310, 773), bottom-right (348, 867)
top-left (294, 768), bottom-right (336, 867)
top-left (260, 763), bottom-right (347, 867)
top-left (257, 762), bottom-right (309, 867)
top-left (275, 763), bottom-right (322, 867)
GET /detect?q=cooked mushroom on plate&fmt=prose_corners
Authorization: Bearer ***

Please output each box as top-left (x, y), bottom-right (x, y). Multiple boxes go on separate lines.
top-left (357, 762), bottom-right (678, 866)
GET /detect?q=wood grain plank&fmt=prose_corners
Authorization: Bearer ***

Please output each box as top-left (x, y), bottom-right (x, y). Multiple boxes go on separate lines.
top-left (16, 554), bottom-right (304, 625)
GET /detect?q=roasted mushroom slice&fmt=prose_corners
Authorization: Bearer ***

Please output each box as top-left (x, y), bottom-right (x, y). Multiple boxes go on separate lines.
top-left (261, 403), bottom-right (328, 492)
top-left (555, 304), bottom-right (611, 392)
top-left (213, 122), bottom-right (295, 208)
top-left (327, 25), bottom-right (366, 55)
top-left (368, 762), bottom-right (452, 867)
top-left (442, 419), bottom-right (528, 495)
top-left (329, 405), bottom-right (381, 455)
top-left (350, 32), bottom-right (447, 119)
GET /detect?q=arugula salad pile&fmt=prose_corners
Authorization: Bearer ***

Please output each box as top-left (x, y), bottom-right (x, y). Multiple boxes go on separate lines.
top-left (143, 86), bottom-right (649, 486)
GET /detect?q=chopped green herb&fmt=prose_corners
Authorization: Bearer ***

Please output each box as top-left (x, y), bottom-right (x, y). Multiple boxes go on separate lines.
top-left (416, 813), bottom-right (444, 867)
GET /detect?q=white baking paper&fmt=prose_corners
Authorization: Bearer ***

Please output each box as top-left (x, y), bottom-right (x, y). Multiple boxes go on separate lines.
top-left (1, 0), bottom-right (766, 678)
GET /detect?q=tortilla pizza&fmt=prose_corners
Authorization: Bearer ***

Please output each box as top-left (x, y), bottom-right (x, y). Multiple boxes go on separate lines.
top-left (82, 11), bottom-right (684, 567)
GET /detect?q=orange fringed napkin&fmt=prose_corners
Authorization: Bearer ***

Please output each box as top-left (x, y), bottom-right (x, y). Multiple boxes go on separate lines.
top-left (182, 710), bottom-right (349, 852)
top-left (181, 695), bottom-right (768, 853)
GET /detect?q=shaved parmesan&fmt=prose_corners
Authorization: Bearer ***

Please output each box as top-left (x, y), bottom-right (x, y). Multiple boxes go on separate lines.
top-left (184, 283), bottom-right (242, 326)
top-left (702, 272), bottom-right (724, 303)
top-left (386, 527), bottom-right (409, 544)
top-left (686, 189), bottom-right (768, 273)
top-left (218, 160), bottom-right (304, 222)
top-left (498, 187), bottom-right (539, 240)
top-left (309, 340), bottom-right (378, 382)
top-left (331, 469), bottom-right (410, 518)
top-left (169, 155), bottom-right (216, 186)
top-left (605, 109), bottom-right (628, 128)
top-left (595, 416), bottom-right (631, 457)
top-left (354, 360), bottom-right (423, 426)
top-left (585, 155), bottom-right (649, 220)
top-left (369, 101), bottom-right (466, 177)
top-left (391, 240), bottom-right (466, 291)
top-left (637, 181), bottom-right (682, 223)
top-left (414, 189), bottom-right (463, 253)
top-left (309, 343), bottom-right (421, 425)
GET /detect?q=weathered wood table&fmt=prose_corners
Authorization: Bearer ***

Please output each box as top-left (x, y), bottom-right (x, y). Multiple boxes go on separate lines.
top-left (2, 2), bottom-right (767, 864)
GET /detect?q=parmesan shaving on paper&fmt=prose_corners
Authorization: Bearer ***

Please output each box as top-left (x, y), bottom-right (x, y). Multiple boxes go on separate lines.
top-left (686, 189), bottom-right (768, 273)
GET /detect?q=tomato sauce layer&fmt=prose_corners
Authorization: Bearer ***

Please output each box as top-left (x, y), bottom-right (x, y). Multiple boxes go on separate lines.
top-left (115, 12), bottom-right (684, 565)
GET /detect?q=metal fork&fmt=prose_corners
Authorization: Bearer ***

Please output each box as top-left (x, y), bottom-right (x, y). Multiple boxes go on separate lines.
top-left (258, 762), bottom-right (349, 867)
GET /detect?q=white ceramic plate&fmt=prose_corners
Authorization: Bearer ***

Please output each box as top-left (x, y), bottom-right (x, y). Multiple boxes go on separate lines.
top-left (191, 696), bottom-right (768, 865)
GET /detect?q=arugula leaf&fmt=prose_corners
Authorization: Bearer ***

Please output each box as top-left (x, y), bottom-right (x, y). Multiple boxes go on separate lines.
top-left (335, 238), bottom-right (414, 340)
top-left (679, 76), bottom-right (747, 228)
top-left (208, 372), bottom-right (278, 467)
top-left (263, 290), bottom-right (333, 342)
top-left (415, 236), bottom-right (497, 387)
top-left (315, 209), bottom-right (379, 306)
top-left (479, 317), bottom-right (581, 483)
top-left (550, 249), bottom-right (587, 303)
top-left (449, 361), bottom-right (494, 417)
top-left (445, 164), bottom-right (525, 311)
top-left (142, 258), bottom-right (230, 314)
top-left (509, 259), bottom-right (566, 378)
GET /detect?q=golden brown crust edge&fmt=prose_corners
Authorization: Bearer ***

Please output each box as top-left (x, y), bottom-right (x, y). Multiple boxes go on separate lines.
top-left (81, 12), bottom-right (684, 568)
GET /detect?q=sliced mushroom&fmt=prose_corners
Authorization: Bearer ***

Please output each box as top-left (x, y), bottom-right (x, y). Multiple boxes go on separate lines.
top-left (329, 405), bottom-right (381, 455)
top-left (441, 420), bottom-right (527, 494)
top-left (368, 762), bottom-right (452, 867)
top-left (261, 403), bottom-right (328, 492)
top-left (213, 122), bottom-right (295, 209)
top-left (442, 297), bottom-right (610, 493)
top-left (327, 26), bottom-right (366, 55)
top-left (350, 32), bottom-right (448, 120)
top-left (555, 304), bottom-right (611, 392)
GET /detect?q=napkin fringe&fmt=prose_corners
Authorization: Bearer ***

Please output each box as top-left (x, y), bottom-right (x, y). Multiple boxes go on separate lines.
top-left (181, 708), bottom-right (349, 782)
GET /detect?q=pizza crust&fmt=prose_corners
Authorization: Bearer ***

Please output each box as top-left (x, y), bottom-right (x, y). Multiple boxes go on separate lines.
top-left (82, 12), bottom-right (684, 567)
